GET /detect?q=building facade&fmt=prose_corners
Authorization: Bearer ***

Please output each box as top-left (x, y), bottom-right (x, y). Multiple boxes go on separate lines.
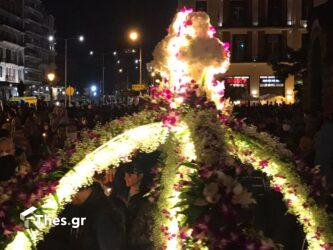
top-left (178, 0), bottom-right (308, 103)
top-left (0, 0), bottom-right (55, 99)
top-left (306, 0), bottom-right (333, 117)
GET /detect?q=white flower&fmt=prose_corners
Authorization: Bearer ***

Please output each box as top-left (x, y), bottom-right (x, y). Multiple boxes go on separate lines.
top-left (232, 190), bottom-right (256, 206)
top-left (216, 171), bottom-right (234, 188)
top-left (203, 182), bottom-right (221, 204)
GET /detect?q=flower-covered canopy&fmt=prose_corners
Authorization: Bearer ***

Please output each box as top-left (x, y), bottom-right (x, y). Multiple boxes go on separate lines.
top-left (149, 8), bottom-right (230, 110)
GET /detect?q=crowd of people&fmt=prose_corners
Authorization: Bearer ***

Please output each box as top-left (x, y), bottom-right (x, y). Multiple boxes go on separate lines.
top-left (1, 98), bottom-right (332, 250)
top-left (234, 103), bottom-right (333, 191)
top-left (38, 156), bottom-right (157, 250)
top-left (0, 100), bottom-right (140, 182)
top-left (234, 103), bottom-right (328, 164)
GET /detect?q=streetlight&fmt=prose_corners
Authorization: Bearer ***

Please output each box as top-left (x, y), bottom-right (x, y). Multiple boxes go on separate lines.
top-left (89, 50), bottom-right (116, 97)
top-left (48, 34), bottom-right (85, 107)
top-left (91, 85), bottom-right (97, 92)
top-left (47, 73), bottom-right (55, 82)
top-left (47, 72), bottom-right (55, 101)
top-left (129, 31), bottom-right (139, 41)
top-left (128, 30), bottom-right (142, 84)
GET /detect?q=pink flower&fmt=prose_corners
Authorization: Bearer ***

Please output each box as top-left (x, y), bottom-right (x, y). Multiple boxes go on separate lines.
top-left (209, 26), bottom-right (216, 35)
top-left (273, 185), bottom-right (282, 192)
top-left (220, 114), bottom-right (228, 124)
top-left (184, 20), bottom-right (193, 26)
top-left (321, 243), bottom-right (333, 250)
top-left (223, 42), bottom-right (230, 51)
top-left (162, 88), bottom-right (173, 101)
top-left (259, 160), bottom-right (269, 168)
top-left (162, 111), bottom-right (179, 128)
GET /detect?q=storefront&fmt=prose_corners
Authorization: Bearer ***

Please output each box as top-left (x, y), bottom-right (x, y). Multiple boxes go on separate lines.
top-left (0, 82), bottom-right (18, 100)
top-left (225, 76), bottom-right (250, 101)
top-left (259, 76), bottom-right (284, 96)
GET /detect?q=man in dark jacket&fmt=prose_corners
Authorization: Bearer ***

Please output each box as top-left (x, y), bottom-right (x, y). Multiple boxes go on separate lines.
top-left (38, 184), bottom-right (125, 250)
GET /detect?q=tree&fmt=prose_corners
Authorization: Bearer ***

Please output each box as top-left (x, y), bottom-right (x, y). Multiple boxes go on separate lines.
top-left (269, 47), bottom-right (308, 103)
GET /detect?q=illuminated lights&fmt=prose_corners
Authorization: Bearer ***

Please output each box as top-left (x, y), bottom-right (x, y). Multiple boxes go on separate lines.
top-left (6, 123), bottom-right (168, 250)
top-left (227, 130), bottom-right (333, 249)
top-left (47, 73), bottom-right (55, 82)
top-left (129, 31), bottom-right (139, 41)
top-left (90, 85), bottom-right (97, 92)
top-left (150, 9), bottom-right (230, 110)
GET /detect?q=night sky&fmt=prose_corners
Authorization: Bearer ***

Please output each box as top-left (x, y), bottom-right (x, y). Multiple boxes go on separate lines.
top-left (43, 0), bottom-right (178, 93)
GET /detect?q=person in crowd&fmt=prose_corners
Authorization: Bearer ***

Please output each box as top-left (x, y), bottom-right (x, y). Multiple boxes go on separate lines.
top-left (315, 89), bottom-right (333, 196)
top-left (0, 137), bottom-right (17, 181)
top-left (38, 181), bottom-right (125, 250)
top-left (123, 163), bottom-right (154, 250)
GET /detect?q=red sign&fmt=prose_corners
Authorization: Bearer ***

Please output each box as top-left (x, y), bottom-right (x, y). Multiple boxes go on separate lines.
top-left (226, 76), bottom-right (249, 87)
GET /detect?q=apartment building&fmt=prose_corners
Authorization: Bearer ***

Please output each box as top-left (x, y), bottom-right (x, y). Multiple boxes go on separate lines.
top-left (0, 0), bottom-right (55, 99)
top-left (24, 0), bottom-right (55, 86)
top-left (178, 0), bottom-right (308, 103)
top-left (0, 0), bottom-right (25, 98)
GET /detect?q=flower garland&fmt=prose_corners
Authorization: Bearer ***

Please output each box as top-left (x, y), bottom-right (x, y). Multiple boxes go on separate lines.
top-left (225, 129), bottom-right (333, 249)
top-left (152, 117), bottom-right (279, 249)
top-left (1, 110), bottom-right (162, 249)
top-left (2, 6), bottom-right (333, 249)
top-left (152, 122), bottom-right (197, 249)
top-left (237, 122), bottom-right (329, 202)
top-left (5, 122), bottom-right (168, 250)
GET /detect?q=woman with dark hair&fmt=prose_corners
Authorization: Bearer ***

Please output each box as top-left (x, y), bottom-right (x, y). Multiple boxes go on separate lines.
top-left (122, 162), bottom-right (155, 250)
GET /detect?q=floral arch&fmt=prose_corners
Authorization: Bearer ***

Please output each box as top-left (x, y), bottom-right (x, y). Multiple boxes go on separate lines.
top-left (2, 8), bottom-right (333, 250)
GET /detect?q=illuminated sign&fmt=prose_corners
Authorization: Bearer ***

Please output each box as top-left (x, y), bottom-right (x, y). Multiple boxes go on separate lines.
top-left (132, 84), bottom-right (148, 91)
top-left (259, 76), bottom-right (284, 87)
top-left (226, 76), bottom-right (249, 87)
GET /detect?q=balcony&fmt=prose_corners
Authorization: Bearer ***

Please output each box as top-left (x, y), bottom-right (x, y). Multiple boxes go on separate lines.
top-left (0, 57), bottom-right (23, 66)
top-left (24, 6), bottom-right (43, 21)
top-left (25, 52), bottom-right (41, 62)
top-left (6, 75), bottom-right (16, 82)
top-left (0, 13), bottom-right (23, 32)
top-left (0, 31), bottom-right (24, 47)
